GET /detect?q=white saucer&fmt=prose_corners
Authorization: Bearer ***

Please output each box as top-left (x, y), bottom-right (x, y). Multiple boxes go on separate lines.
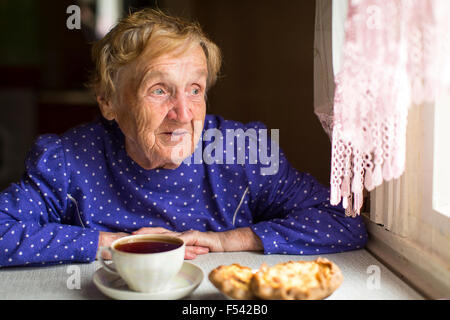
top-left (93, 261), bottom-right (204, 300)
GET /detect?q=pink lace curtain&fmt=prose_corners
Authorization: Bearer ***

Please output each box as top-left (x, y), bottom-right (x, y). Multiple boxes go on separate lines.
top-left (321, 0), bottom-right (450, 216)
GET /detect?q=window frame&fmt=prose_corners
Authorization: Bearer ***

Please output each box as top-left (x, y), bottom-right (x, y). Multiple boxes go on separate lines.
top-left (365, 94), bottom-right (450, 299)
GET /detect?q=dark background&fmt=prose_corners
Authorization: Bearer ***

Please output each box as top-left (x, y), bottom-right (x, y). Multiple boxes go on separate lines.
top-left (0, 0), bottom-right (331, 189)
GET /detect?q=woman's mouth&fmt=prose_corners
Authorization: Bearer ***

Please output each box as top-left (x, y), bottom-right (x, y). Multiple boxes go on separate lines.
top-left (158, 130), bottom-right (191, 144)
top-left (171, 130), bottom-right (189, 136)
top-left (160, 130), bottom-right (189, 136)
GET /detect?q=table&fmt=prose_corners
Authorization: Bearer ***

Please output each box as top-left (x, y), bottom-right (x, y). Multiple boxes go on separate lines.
top-left (0, 249), bottom-right (423, 300)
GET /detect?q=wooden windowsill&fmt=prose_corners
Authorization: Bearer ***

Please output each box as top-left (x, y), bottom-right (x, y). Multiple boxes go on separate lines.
top-left (363, 215), bottom-right (450, 299)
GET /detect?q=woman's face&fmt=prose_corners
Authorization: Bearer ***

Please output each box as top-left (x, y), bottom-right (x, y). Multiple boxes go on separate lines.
top-left (101, 43), bottom-right (208, 170)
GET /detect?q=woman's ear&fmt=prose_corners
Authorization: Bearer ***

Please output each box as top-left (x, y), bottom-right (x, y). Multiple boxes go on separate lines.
top-left (97, 94), bottom-right (115, 120)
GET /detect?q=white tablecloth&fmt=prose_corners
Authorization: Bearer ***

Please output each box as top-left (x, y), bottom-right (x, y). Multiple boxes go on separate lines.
top-left (0, 249), bottom-right (423, 300)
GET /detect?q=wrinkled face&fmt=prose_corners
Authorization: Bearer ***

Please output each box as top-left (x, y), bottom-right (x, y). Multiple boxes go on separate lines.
top-left (100, 43), bottom-right (208, 170)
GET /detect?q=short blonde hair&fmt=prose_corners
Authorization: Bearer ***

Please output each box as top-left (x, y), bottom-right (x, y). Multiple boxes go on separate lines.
top-left (88, 8), bottom-right (222, 99)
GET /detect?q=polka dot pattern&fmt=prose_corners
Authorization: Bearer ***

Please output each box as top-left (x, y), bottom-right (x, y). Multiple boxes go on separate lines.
top-left (0, 115), bottom-right (367, 267)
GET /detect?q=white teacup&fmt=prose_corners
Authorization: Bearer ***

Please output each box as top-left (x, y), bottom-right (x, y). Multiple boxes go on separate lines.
top-left (98, 234), bottom-right (185, 293)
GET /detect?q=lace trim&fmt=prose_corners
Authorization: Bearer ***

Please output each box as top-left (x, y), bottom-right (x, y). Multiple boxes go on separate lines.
top-left (329, 0), bottom-right (450, 215)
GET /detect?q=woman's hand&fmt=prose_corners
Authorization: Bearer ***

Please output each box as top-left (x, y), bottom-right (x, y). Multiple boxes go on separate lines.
top-left (132, 227), bottom-right (263, 259)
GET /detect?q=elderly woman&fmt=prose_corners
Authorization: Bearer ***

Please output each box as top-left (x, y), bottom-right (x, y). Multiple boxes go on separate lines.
top-left (0, 9), bottom-right (366, 267)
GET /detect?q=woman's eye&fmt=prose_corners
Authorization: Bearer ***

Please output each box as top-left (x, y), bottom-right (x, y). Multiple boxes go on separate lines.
top-left (191, 88), bottom-right (200, 95)
top-left (151, 88), bottom-right (165, 95)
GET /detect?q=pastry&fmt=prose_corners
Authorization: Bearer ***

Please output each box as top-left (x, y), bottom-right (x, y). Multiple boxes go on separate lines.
top-left (208, 263), bottom-right (257, 300)
top-left (209, 258), bottom-right (343, 300)
top-left (250, 258), bottom-right (343, 300)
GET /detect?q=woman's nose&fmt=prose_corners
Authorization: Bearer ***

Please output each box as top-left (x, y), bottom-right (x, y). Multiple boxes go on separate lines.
top-left (167, 93), bottom-right (193, 123)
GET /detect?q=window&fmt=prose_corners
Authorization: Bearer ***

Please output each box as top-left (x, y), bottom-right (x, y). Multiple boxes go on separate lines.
top-left (314, 0), bottom-right (450, 298)
top-left (432, 89), bottom-right (450, 218)
top-left (366, 89), bottom-right (450, 299)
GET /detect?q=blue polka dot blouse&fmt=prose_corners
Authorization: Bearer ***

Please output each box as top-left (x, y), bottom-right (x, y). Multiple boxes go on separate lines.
top-left (0, 115), bottom-right (367, 267)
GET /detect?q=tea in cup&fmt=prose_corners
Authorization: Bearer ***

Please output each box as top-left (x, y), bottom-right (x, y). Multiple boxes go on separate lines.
top-left (98, 234), bottom-right (185, 293)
